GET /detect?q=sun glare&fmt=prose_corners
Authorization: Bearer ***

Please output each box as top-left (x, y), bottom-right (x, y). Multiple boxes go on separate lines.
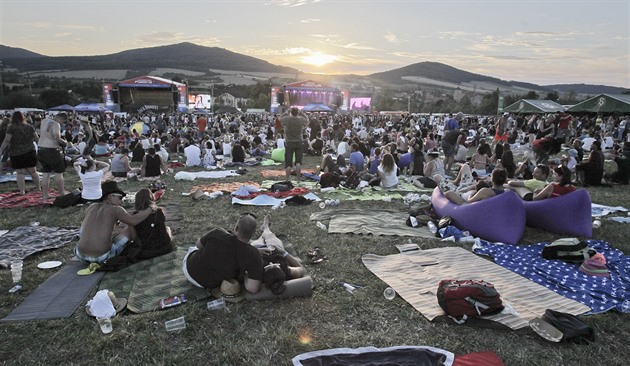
top-left (301, 52), bottom-right (336, 67)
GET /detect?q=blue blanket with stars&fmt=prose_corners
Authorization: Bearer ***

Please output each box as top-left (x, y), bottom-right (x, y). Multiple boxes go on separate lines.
top-left (473, 239), bottom-right (630, 315)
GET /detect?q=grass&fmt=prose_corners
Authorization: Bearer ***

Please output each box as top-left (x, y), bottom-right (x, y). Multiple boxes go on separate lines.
top-left (1, 154), bottom-right (630, 366)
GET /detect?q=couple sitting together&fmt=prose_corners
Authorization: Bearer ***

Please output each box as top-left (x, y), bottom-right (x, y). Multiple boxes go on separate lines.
top-left (438, 162), bottom-right (575, 205)
top-left (182, 214), bottom-right (305, 297)
top-left (73, 181), bottom-right (173, 272)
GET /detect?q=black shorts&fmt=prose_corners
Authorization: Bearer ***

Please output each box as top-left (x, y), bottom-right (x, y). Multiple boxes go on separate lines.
top-left (10, 150), bottom-right (38, 169)
top-left (284, 141), bottom-right (303, 168)
top-left (112, 171), bottom-right (127, 178)
top-left (37, 147), bottom-right (66, 173)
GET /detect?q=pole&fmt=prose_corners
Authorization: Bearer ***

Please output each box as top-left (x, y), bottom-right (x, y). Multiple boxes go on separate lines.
top-left (408, 95), bottom-right (411, 113)
top-left (210, 84), bottom-right (214, 114)
top-left (0, 61), bottom-right (3, 98)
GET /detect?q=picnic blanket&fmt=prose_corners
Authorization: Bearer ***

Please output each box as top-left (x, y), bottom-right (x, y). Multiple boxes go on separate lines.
top-left (260, 169), bottom-right (315, 178)
top-left (310, 209), bottom-right (436, 238)
top-left (232, 192), bottom-right (320, 206)
top-left (98, 246), bottom-right (211, 313)
top-left (361, 246), bottom-right (590, 330)
top-left (0, 226), bottom-right (80, 268)
top-left (190, 182), bottom-right (261, 194)
top-left (473, 239), bottom-right (630, 314)
top-left (322, 189), bottom-right (404, 202)
top-left (592, 203), bottom-right (629, 217)
top-left (0, 189), bottom-right (58, 209)
top-left (174, 170), bottom-right (240, 180)
top-left (233, 187), bottom-right (310, 199)
top-left (161, 202), bottom-right (183, 233)
top-left (0, 261), bottom-right (105, 322)
top-left (262, 180), bottom-right (319, 190)
top-left (0, 173), bottom-right (34, 183)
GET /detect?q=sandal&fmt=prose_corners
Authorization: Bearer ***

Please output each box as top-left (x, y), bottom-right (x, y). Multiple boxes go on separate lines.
top-left (307, 247), bottom-right (321, 258)
top-left (77, 262), bottom-right (101, 276)
top-left (310, 255), bottom-right (328, 264)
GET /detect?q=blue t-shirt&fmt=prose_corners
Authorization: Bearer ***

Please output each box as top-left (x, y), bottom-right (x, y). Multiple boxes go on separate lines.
top-left (349, 151), bottom-right (365, 172)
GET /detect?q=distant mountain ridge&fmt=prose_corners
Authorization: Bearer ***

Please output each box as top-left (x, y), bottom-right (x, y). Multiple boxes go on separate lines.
top-left (1, 42), bottom-right (627, 95)
top-left (1, 42), bottom-right (298, 74)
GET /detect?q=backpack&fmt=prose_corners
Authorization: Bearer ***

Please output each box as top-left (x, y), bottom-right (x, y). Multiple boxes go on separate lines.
top-left (342, 171), bottom-right (361, 189)
top-left (437, 279), bottom-right (504, 323)
top-left (271, 181), bottom-right (294, 192)
top-left (542, 238), bottom-right (595, 263)
top-left (52, 189), bottom-right (83, 208)
top-left (320, 172), bottom-right (340, 188)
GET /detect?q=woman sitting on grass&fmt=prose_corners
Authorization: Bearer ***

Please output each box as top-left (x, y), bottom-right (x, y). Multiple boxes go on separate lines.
top-left (533, 165), bottom-right (576, 200)
top-left (73, 158), bottom-right (110, 202)
top-left (133, 188), bottom-right (173, 259)
top-left (441, 168), bottom-right (507, 205)
top-left (377, 153), bottom-right (399, 188)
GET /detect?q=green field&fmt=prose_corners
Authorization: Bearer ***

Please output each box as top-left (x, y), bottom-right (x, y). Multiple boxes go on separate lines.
top-left (1, 154), bottom-right (629, 366)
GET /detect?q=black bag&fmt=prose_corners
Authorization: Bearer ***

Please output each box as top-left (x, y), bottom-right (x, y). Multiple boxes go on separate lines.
top-left (320, 172), bottom-right (340, 188)
top-left (271, 181), bottom-right (294, 192)
top-left (52, 189), bottom-right (82, 208)
top-left (542, 309), bottom-right (595, 344)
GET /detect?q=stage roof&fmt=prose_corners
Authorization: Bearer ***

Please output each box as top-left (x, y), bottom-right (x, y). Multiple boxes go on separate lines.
top-left (117, 76), bottom-right (184, 89)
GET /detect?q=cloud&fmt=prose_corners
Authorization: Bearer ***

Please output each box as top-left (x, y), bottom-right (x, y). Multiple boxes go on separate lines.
top-left (267, 0), bottom-right (320, 7)
top-left (54, 33), bottom-right (72, 38)
top-left (300, 18), bottom-right (320, 23)
top-left (125, 32), bottom-right (222, 48)
top-left (384, 32), bottom-right (402, 44)
top-left (326, 42), bottom-right (377, 51)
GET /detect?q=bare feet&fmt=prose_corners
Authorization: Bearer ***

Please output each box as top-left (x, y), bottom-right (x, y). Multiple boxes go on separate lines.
top-left (262, 214), bottom-right (271, 231)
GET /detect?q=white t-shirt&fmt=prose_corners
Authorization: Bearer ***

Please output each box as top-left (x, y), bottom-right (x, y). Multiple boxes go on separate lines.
top-left (184, 144), bottom-right (202, 166)
top-left (276, 138), bottom-right (285, 149)
top-left (79, 169), bottom-right (105, 200)
top-left (378, 165), bottom-right (399, 188)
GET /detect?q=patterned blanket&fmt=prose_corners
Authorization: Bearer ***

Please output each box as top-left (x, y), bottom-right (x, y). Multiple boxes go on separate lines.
top-left (0, 189), bottom-right (58, 209)
top-left (0, 226), bottom-right (80, 267)
top-left (473, 239), bottom-right (630, 314)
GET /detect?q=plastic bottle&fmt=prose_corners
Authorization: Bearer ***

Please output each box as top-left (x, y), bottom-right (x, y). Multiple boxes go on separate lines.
top-left (342, 283), bottom-right (356, 293)
top-left (316, 221), bottom-right (327, 231)
top-left (427, 221), bottom-right (438, 234)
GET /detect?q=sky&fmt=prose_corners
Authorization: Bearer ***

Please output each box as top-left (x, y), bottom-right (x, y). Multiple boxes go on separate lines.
top-left (1, 0), bottom-right (629, 88)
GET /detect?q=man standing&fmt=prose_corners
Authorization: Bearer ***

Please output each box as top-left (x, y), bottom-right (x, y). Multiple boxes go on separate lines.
top-left (74, 181), bottom-right (154, 265)
top-left (38, 112), bottom-right (69, 200)
top-left (441, 128), bottom-right (466, 171)
top-left (280, 107), bottom-right (310, 184)
top-left (183, 214), bottom-right (264, 294)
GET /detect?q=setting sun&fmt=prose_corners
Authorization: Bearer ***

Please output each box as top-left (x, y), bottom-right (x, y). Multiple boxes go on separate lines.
top-left (301, 52), bottom-right (336, 67)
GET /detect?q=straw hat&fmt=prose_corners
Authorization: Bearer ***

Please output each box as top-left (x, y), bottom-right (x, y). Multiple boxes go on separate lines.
top-left (211, 279), bottom-right (245, 303)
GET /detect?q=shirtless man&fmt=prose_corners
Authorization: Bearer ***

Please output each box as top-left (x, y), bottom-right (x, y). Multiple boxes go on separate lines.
top-left (74, 181), bottom-right (154, 264)
top-left (38, 113), bottom-right (69, 200)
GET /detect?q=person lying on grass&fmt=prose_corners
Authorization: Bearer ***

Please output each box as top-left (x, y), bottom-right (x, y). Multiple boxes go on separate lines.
top-left (183, 213), bottom-right (264, 294)
top-left (251, 215), bottom-right (305, 295)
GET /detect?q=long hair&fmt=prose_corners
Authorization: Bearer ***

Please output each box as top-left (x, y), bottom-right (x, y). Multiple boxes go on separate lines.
top-left (381, 153), bottom-right (395, 174)
top-left (11, 112), bottom-right (25, 126)
top-left (554, 165), bottom-right (572, 186)
top-left (264, 265), bottom-right (286, 295)
top-left (80, 159), bottom-right (94, 174)
top-left (134, 188), bottom-right (156, 211)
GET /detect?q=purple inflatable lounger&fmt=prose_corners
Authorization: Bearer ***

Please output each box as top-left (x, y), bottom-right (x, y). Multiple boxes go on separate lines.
top-left (523, 189), bottom-right (592, 238)
top-left (431, 187), bottom-right (526, 244)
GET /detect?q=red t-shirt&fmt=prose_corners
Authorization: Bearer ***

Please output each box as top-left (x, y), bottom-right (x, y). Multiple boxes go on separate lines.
top-left (551, 184), bottom-right (576, 198)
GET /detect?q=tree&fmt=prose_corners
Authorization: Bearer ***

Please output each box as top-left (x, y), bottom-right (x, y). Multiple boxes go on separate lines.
top-left (524, 91), bottom-right (539, 100)
top-left (0, 92), bottom-right (45, 109)
top-left (39, 89), bottom-right (76, 108)
top-left (477, 89), bottom-right (500, 115)
top-left (546, 91), bottom-right (559, 102)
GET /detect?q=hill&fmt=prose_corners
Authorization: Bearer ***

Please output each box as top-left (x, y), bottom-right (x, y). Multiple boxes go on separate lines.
top-left (545, 83), bottom-right (629, 95)
top-left (0, 45), bottom-right (45, 59)
top-left (1, 42), bottom-right (299, 74)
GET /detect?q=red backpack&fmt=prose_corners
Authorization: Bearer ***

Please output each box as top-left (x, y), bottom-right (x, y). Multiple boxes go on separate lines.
top-left (437, 279), bottom-right (504, 323)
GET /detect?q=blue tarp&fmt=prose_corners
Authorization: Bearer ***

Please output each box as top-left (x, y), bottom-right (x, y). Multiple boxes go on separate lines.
top-left (74, 103), bottom-right (107, 113)
top-left (48, 104), bottom-right (75, 112)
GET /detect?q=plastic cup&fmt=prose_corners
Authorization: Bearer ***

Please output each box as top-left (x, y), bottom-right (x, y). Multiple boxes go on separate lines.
top-left (165, 316), bottom-right (186, 331)
top-left (10, 260), bottom-right (23, 283)
top-left (319, 202), bottom-right (326, 209)
top-left (593, 220), bottom-right (601, 229)
top-left (207, 298), bottom-right (226, 311)
top-left (383, 287), bottom-right (396, 300)
top-left (97, 317), bottom-right (113, 334)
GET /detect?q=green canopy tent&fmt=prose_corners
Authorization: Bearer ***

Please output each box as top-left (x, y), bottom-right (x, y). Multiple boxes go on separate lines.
top-left (503, 99), bottom-right (565, 114)
top-left (566, 94), bottom-right (630, 114)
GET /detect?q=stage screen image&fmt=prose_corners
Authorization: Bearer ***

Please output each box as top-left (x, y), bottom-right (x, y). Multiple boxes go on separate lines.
top-left (188, 94), bottom-right (212, 109)
top-left (350, 97), bottom-right (371, 112)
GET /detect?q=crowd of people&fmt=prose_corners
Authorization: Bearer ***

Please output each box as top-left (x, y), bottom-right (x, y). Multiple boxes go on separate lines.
top-left (1, 107), bottom-right (630, 297)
